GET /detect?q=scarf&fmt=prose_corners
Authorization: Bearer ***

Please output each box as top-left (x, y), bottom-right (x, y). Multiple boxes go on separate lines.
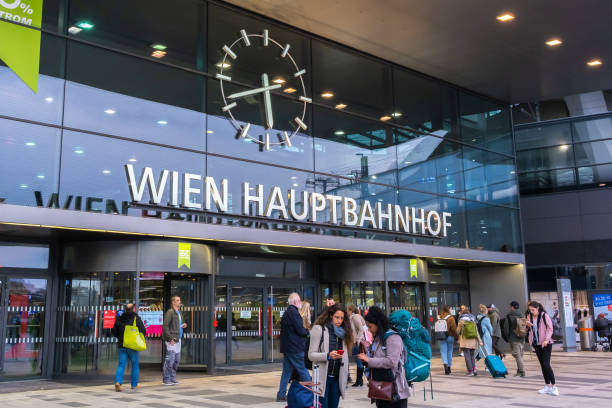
top-left (329, 322), bottom-right (345, 339)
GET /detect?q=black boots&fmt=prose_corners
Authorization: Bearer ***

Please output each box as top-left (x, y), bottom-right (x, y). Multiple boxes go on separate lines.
top-left (444, 364), bottom-right (451, 375)
top-left (352, 367), bottom-right (364, 387)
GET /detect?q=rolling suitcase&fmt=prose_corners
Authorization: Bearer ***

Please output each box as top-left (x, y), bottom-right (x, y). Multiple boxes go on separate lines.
top-left (479, 345), bottom-right (507, 378)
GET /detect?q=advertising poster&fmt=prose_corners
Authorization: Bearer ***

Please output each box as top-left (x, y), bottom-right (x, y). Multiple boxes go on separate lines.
top-left (102, 310), bottom-right (116, 329)
top-left (593, 293), bottom-right (612, 319)
top-left (140, 310), bottom-right (163, 336)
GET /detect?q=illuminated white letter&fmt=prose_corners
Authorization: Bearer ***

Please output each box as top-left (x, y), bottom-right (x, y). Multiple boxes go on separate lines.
top-left (264, 186), bottom-right (289, 219)
top-left (442, 212), bottom-right (452, 238)
top-left (394, 205), bottom-right (410, 233)
top-left (426, 210), bottom-right (442, 236)
top-left (341, 197), bottom-right (358, 226)
top-left (205, 177), bottom-right (228, 212)
top-left (310, 192), bottom-right (326, 222)
top-left (124, 164), bottom-right (168, 204)
top-left (376, 202), bottom-right (393, 231)
top-left (358, 201), bottom-right (377, 229)
top-left (289, 189), bottom-right (309, 221)
top-left (411, 208), bottom-right (426, 235)
top-left (326, 195), bottom-right (342, 224)
top-left (242, 182), bottom-right (264, 216)
top-left (182, 173), bottom-right (202, 209)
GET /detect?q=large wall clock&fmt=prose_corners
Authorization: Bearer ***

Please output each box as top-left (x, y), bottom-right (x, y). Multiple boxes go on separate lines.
top-left (216, 29), bottom-right (311, 150)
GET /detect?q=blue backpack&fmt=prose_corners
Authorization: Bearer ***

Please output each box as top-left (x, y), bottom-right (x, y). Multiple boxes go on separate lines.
top-left (387, 310), bottom-right (432, 383)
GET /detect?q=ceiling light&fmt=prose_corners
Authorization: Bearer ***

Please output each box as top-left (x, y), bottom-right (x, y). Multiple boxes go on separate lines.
top-left (37, 174), bottom-right (45, 179)
top-left (335, 103), bottom-right (347, 109)
top-left (559, 144), bottom-right (569, 151)
top-left (599, 183), bottom-right (606, 187)
top-left (74, 149), bottom-right (84, 154)
top-left (545, 38), bottom-right (562, 47)
top-left (68, 26), bottom-right (82, 35)
top-left (206, 130), bottom-right (214, 134)
top-left (380, 115), bottom-right (391, 121)
top-left (321, 91), bottom-right (334, 99)
top-left (290, 176), bottom-right (297, 180)
top-left (587, 58), bottom-right (602, 67)
top-left (371, 175), bottom-right (377, 180)
top-left (391, 112), bottom-right (402, 117)
top-left (216, 62), bottom-right (231, 69)
top-left (152, 50), bottom-right (167, 59)
top-left (19, 184), bottom-right (28, 189)
top-left (25, 142), bottom-right (36, 147)
top-left (128, 158), bottom-right (137, 163)
top-left (44, 97), bottom-right (53, 103)
top-left (104, 109), bottom-right (116, 115)
top-left (292, 183), bottom-right (299, 187)
top-left (283, 88), bottom-right (297, 93)
top-left (151, 44), bottom-right (167, 50)
top-left (496, 13), bottom-right (514, 22)
top-left (157, 120), bottom-right (168, 125)
top-left (76, 21), bottom-right (94, 30)
top-left (102, 170), bottom-right (111, 174)
top-left (405, 161), bottom-right (411, 164)
top-left (272, 77), bottom-right (286, 84)
top-left (334, 130), bottom-right (345, 136)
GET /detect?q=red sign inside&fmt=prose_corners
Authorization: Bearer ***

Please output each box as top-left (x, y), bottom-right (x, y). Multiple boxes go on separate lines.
top-left (103, 310), bottom-right (117, 329)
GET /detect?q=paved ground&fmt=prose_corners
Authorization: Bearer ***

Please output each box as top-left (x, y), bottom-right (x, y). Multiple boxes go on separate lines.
top-left (1, 350), bottom-right (611, 407)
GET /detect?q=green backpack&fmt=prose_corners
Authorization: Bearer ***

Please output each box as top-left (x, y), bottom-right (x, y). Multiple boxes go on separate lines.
top-left (462, 321), bottom-right (478, 339)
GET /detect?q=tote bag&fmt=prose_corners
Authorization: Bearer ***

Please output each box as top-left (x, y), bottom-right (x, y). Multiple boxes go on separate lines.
top-left (123, 317), bottom-right (147, 351)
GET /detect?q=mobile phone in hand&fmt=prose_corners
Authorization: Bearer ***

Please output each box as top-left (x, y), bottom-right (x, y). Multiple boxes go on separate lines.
top-left (337, 349), bottom-right (344, 355)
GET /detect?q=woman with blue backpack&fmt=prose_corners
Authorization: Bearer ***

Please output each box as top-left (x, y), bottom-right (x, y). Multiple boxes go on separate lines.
top-left (356, 306), bottom-right (410, 408)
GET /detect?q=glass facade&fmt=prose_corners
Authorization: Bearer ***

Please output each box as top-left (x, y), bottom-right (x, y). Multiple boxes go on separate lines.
top-left (1, 1), bottom-right (520, 254)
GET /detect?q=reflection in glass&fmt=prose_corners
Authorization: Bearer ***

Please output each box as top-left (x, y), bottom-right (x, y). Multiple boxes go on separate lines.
top-left (460, 92), bottom-right (512, 154)
top-left (269, 287), bottom-right (295, 362)
top-left (518, 169), bottom-right (576, 194)
top-left (578, 164), bottom-right (612, 186)
top-left (342, 282), bottom-right (385, 310)
top-left (389, 283), bottom-right (424, 324)
top-left (230, 286), bottom-right (263, 363)
top-left (466, 202), bottom-right (521, 253)
top-left (573, 117), bottom-right (612, 142)
top-left (574, 140), bottom-right (612, 166)
top-left (215, 285), bottom-right (227, 365)
top-left (515, 123), bottom-right (571, 150)
top-left (464, 147), bottom-right (518, 206)
top-left (516, 144), bottom-right (574, 172)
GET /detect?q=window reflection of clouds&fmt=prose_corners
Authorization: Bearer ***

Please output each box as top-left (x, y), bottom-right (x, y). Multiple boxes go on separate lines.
top-left (59, 130), bottom-right (206, 213)
top-left (0, 118), bottom-right (60, 206)
top-left (64, 82), bottom-right (206, 150)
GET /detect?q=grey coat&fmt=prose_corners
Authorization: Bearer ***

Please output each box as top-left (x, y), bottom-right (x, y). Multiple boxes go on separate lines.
top-left (368, 333), bottom-right (410, 401)
top-left (488, 308), bottom-right (502, 338)
top-left (350, 313), bottom-right (366, 344)
top-left (308, 324), bottom-right (350, 398)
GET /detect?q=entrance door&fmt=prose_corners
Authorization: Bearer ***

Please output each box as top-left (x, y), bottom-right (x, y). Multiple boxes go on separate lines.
top-left (268, 287), bottom-right (296, 362)
top-left (0, 277), bottom-right (47, 378)
top-left (230, 286), bottom-right (264, 363)
top-left (388, 282), bottom-right (425, 324)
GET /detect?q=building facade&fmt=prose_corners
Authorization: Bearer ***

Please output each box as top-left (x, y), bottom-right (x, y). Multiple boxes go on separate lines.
top-left (0, 0), bottom-right (526, 380)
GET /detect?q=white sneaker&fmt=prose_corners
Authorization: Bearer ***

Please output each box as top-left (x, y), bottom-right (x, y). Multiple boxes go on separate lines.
top-left (538, 387), bottom-right (550, 394)
top-left (549, 386), bottom-right (559, 396)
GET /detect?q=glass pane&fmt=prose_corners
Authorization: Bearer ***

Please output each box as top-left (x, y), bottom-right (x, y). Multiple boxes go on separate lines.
top-left (518, 169), bottom-right (576, 194)
top-left (515, 123), bottom-right (572, 150)
top-left (574, 140), bottom-right (612, 166)
top-left (573, 117), bottom-right (612, 142)
top-left (388, 283), bottom-right (424, 324)
top-left (219, 258), bottom-right (300, 279)
top-left (269, 287), bottom-right (295, 362)
top-left (320, 283), bottom-right (340, 311)
top-left (4, 278), bottom-right (46, 377)
top-left (466, 202), bottom-right (521, 252)
top-left (464, 147), bottom-right (518, 206)
top-left (230, 286), bottom-right (263, 363)
top-left (68, 0), bottom-right (204, 69)
top-left (578, 164), bottom-right (612, 187)
top-left (215, 285), bottom-right (227, 365)
top-left (428, 268), bottom-right (468, 285)
top-left (0, 118), bottom-right (60, 206)
top-left (516, 144), bottom-right (574, 172)
top-left (138, 274), bottom-right (164, 365)
top-left (459, 92), bottom-right (512, 155)
top-left (342, 282), bottom-right (385, 310)
top-left (0, 244), bottom-right (48, 269)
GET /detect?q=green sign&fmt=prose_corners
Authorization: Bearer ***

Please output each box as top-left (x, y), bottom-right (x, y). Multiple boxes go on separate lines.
top-left (178, 243), bottom-right (191, 269)
top-left (0, 0), bottom-right (43, 92)
top-left (410, 259), bottom-right (418, 278)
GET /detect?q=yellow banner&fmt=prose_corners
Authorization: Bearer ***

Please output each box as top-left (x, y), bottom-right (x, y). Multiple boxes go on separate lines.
top-left (178, 243), bottom-right (191, 269)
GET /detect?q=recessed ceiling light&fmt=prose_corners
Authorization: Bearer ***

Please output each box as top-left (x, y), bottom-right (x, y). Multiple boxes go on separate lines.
top-left (272, 77), bottom-right (286, 84)
top-left (68, 26), bottom-right (82, 35)
top-left (19, 184), bottom-right (28, 189)
top-left (546, 38), bottom-right (562, 47)
top-left (104, 109), bottom-right (116, 115)
top-left (290, 176), bottom-right (297, 180)
top-left (587, 58), bottom-right (602, 67)
top-left (321, 91), bottom-right (334, 99)
top-left (559, 144), bottom-right (569, 151)
top-left (599, 183), bottom-right (606, 187)
top-left (335, 103), bottom-right (347, 109)
top-left (37, 174), bottom-right (45, 179)
top-left (206, 130), bottom-right (214, 134)
top-left (371, 175), bottom-right (377, 180)
top-left (74, 149), bottom-right (84, 154)
top-left (216, 62), bottom-right (231, 69)
top-left (152, 50), bottom-right (167, 59)
top-left (380, 115), bottom-right (391, 121)
top-left (102, 170), bottom-right (111, 174)
top-left (76, 21), bottom-right (94, 30)
top-left (405, 161), bottom-right (412, 164)
top-left (157, 120), bottom-right (168, 125)
top-left (151, 43), bottom-right (167, 50)
top-left (391, 112), bottom-right (402, 117)
top-left (496, 13), bottom-right (514, 22)
top-left (25, 142), bottom-right (36, 147)
top-left (334, 130), bottom-right (345, 135)
top-left (128, 158), bottom-right (137, 163)
top-left (283, 88), bottom-right (297, 93)
top-left (292, 183), bottom-right (299, 187)
top-left (44, 97), bottom-right (53, 103)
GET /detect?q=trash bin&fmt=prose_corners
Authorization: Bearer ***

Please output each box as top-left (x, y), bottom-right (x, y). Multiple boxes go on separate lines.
top-left (579, 317), bottom-right (595, 351)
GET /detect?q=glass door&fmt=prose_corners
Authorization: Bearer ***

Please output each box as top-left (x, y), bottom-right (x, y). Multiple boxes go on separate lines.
top-left (268, 287), bottom-right (295, 362)
top-left (1, 277), bottom-right (47, 378)
top-left (230, 286), bottom-right (264, 363)
top-left (138, 272), bottom-right (165, 366)
top-left (388, 282), bottom-right (425, 324)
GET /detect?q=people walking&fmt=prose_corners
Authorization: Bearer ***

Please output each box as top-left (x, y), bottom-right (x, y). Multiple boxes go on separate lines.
top-left (594, 313), bottom-right (611, 348)
top-left (356, 306), bottom-right (409, 408)
top-left (162, 296), bottom-right (188, 386)
top-left (507, 301), bottom-right (526, 376)
top-left (276, 293), bottom-right (311, 402)
top-left (526, 301), bottom-right (559, 396)
top-left (435, 304), bottom-right (457, 375)
top-left (308, 304), bottom-right (353, 408)
top-left (347, 304), bottom-right (366, 387)
top-left (456, 308), bottom-right (483, 376)
top-left (487, 304), bottom-right (505, 359)
top-left (476, 304), bottom-right (493, 370)
top-left (111, 303), bottom-right (146, 392)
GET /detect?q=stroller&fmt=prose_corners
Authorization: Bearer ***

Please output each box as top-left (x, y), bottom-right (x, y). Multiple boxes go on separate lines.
top-left (594, 333), bottom-right (610, 352)
top-left (593, 314), bottom-right (611, 352)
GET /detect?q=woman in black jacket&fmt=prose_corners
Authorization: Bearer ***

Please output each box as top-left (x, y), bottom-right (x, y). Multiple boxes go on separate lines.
top-left (111, 304), bottom-right (146, 391)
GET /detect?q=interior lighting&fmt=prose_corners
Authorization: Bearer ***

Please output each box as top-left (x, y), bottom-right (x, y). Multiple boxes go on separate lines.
top-left (37, 174), bottom-right (45, 179)
top-left (76, 21), bottom-right (94, 30)
top-left (391, 112), bottom-right (402, 117)
top-left (545, 38), bottom-right (562, 47)
top-left (380, 115), bottom-right (391, 121)
top-left (587, 58), bottom-right (602, 67)
top-left (292, 183), bottom-right (299, 187)
top-left (45, 97), bottom-right (53, 103)
top-left (20, 184), bottom-right (28, 188)
top-left (216, 62), bottom-right (231, 69)
top-left (151, 44), bottom-right (167, 50)
top-left (335, 103), bottom-right (347, 109)
top-left (25, 142), bottom-right (36, 147)
top-left (152, 50), bottom-right (167, 59)
top-left (157, 120), bottom-right (168, 125)
top-left (559, 144), bottom-right (569, 151)
top-left (128, 157), bottom-right (137, 163)
top-left (371, 175), bottom-right (377, 180)
top-left (321, 91), bottom-right (334, 99)
top-left (496, 13), bottom-right (514, 22)
top-left (74, 149), bottom-right (84, 154)
top-left (599, 183), bottom-right (606, 187)
top-left (102, 170), bottom-right (111, 174)
top-left (334, 130), bottom-right (345, 135)
top-left (206, 130), bottom-right (214, 134)
top-left (272, 77), bottom-right (286, 84)
top-left (104, 109), bottom-right (116, 115)
top-left (68, 26), bottom-right (82, 35)
top-left (283, 88), bottom-right (297, 93)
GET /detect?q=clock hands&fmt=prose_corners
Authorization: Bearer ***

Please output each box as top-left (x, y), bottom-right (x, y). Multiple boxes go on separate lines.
top-left (261, 73), bottom-right (274, 129)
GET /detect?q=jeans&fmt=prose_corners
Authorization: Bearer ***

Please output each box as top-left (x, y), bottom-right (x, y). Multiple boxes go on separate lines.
top-left (115, 348), bottom-right (139, 388)
top-left (439, 336), bottom-right (454, 367)
top-left (462, 348), bottom-right (476, 372)
top-left (277, 352), bottom-right (311, 399)
top-left (352, 344), bottom-right (364, 369)
top-left (510, 341), bottom-right (525, 374)
top-left (162, 346), bottom-right (180, 383)
top-left (534, 344), bottom-right (555, 385)
top-left (321, 375), bottom-right (340, 408)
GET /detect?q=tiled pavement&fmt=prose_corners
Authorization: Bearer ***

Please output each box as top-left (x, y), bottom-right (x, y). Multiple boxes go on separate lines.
top-left (1, 350), bottom-right (611, 407)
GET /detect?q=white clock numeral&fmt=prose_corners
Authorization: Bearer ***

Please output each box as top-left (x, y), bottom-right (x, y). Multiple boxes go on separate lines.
top-left (282, 131), bottom-right (292, 148)
top-left (281, 44), bottom-right (290, 58)
top-left (222, 102), bottom-right (237, 112)
top-left (295, 117), bottom-right (307, 130)
top-left (299, 96), bottom-right (312, 104)
top-left (240, 123), bottom-right (251, 138)
top-left (294, 69), bottom-right (306, 77)
top-left (222, 45), bottom-right (237, 59)
top-left (240, 29), bottom-right (251, 46)
top-left (263, 29), bottom-right (269, 46)
top-left (216, 73), bottom-right (231, 81)
top-left (265, 133), bottom-right (270, 151)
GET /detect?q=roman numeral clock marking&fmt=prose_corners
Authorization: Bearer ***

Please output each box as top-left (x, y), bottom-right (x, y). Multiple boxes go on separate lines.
top-left (215, 29), bottom-right (310, 151)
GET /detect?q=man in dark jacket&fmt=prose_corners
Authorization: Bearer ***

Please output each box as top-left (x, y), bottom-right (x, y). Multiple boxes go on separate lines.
top-left (162, 295), bottom-right (187, 386)
top-left (112, 303), bottom-right (146, 392)
top-left (488, 304), bottom-right (505, 359)
top-left (276, 292), bottom-right (310, 402)
top-left (507, 301), bottom-right (526, 377)
top-left (594, 313), bottom-right (611, 348)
